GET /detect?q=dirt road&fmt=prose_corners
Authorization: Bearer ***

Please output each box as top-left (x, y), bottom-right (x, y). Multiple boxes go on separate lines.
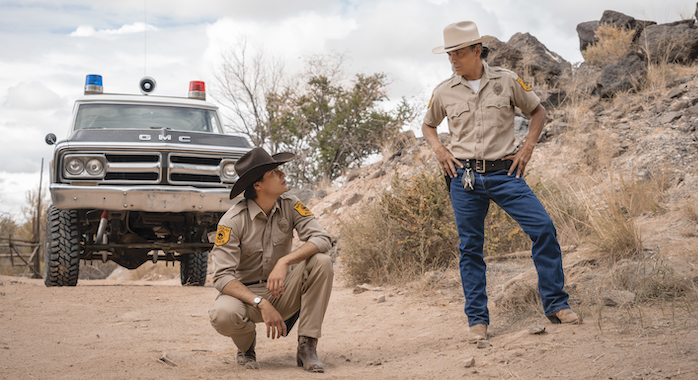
top-left (1, 272), bottom-right (697, 380)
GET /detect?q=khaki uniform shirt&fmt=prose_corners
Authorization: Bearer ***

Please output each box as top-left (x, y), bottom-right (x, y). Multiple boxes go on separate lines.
top-left (210, 193), bottom-right (332, 293)
top-left (423, 61), bottom-right (540, 161)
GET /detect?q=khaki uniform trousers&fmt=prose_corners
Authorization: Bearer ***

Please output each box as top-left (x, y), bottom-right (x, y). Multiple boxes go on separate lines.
top-left (208, 253), bottom-right (333, 352)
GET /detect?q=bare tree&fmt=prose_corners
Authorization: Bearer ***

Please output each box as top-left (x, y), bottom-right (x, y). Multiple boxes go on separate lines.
top-left (212, 37), bottom-right (287, 153)
top-left (213, 45), bottom-right (416, 187)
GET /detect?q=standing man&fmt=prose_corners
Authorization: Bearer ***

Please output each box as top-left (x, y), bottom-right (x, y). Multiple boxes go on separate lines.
top-left (422, 21), bottom-right (579, 343)
top-left (208, 147), bottom-right (333, 372)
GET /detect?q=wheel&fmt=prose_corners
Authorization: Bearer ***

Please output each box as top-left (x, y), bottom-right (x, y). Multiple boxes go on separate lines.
top-left (44, 205), bottom-right (80, 287)
top-left (180, 251), bottom-right (208, 286)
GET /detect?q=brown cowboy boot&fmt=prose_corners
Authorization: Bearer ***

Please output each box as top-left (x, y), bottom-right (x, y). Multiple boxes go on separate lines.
top-left (236, 335), bottom-right (259, 369)
top-left (548, 308), bottom-right (580, 324)
top-left (297, 335), bottom-right (324, 373)
top-left (467, 324), bottom-right (488, 343)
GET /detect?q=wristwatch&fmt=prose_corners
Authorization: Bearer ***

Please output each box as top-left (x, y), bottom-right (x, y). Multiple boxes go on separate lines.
top-left (253, 296), bottom-right (262, 308)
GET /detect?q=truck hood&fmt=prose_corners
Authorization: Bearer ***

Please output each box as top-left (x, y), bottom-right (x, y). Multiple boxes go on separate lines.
top-left (64, 129), bottom-right (251, 148)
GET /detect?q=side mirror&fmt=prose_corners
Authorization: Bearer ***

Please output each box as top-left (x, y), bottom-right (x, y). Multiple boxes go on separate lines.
top-left (45, 133), bottom-right (57, 145)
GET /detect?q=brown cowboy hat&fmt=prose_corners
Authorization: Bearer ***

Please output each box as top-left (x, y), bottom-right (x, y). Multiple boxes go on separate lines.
top-left (432, 21), bottom-right (495, 54)
top-left (229, 147), bottom-right (295, 199)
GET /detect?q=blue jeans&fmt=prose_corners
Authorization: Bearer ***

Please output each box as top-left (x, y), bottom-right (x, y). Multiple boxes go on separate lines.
top-left (450, 168), bottom-right (570, 326)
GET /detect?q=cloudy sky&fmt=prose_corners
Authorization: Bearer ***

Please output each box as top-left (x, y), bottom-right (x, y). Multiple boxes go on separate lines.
top-left (0, 0), bottom-right (693, 219)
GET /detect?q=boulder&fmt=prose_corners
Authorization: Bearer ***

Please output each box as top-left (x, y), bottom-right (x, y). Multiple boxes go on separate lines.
top-left (596, 54), bottom-right (646, 98)
top-left (577, 20), bottom-right (599, 52)
top-left (487, 34), bottom-right (571, 87)
top-left (486, 38), bottom-right (524, 73)
top-left (536, 88), bottom-right (567, 110)
top-left (574, 62), bottom-right (604, 96)
top-left (577, 10), bottom-right (656, 54)
top-left (507, 32), bottom-right (571, 85)
top-left (599, 10), bottom-right (656, 43)
top-left (599, 10), bottom-right (637, 30)
top-left (638, 22), bottom-right (698, 63)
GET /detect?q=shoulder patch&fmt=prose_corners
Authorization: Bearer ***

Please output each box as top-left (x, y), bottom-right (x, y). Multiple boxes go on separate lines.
top-left (214, 225), bottom-right (232, 246)
top-left (516, 77), bottom-right (532, 92)
top-left (294, 201), bottom-right (313, 217)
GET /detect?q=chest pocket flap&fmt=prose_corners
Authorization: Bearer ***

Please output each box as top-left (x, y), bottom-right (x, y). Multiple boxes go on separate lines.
top-left (445, 102), bottom-right (470, 120)
top-left (483, 98), bottom-right (510, 109)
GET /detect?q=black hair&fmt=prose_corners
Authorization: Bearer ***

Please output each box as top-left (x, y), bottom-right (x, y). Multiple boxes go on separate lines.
top-left (469, 43), bottom-right (490, 59)
top-left (243, 182), bottom-right (258, 200)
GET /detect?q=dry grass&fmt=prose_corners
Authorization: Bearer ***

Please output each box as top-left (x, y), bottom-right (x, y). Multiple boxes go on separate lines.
top-left (683, 198), bottom-right (698, 223)
top-left (340, 169), bottom-right (459, 285)
top-left (582, 24), bottom-right (634, 66)
top-left (535, 164), bottom-right (670, 263)
top-left (533, 179), bottom-right (591, 246)
top-left (613, 258), bottom-right (698, 303)
top-left (644, 61), bottom-right (677, 94)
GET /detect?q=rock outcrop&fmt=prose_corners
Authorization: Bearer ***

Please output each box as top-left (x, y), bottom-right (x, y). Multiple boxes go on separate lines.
top-left (486, 33), bottom-right (571, 87)
top-left (574, 10), bottom-right (697, 98)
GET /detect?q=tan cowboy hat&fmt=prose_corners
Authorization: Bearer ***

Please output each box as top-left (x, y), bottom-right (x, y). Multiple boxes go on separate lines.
top-left (432, 21), bottom-right (495, 54)
top-left (229, 147), bottom-right (295, 199)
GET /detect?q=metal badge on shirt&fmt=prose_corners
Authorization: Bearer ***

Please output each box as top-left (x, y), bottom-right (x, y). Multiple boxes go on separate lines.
top-left (493, 82), bottom-right (503, 96)
top-left (278, 217), bottom-right (290, 234)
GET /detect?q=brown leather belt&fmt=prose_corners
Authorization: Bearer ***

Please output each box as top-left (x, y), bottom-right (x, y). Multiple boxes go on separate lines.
top-left (459, 159), bottom-right (513, 173)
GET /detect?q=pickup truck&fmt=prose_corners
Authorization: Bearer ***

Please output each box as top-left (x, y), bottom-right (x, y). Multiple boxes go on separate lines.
top-left (44, 75), bottom-right (252, 286)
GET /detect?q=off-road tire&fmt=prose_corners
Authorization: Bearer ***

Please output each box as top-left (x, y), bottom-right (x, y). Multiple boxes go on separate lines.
top-left (44, 205), bottom-right (80, 287)
top-left (180, 251), bottom-right (208, 286)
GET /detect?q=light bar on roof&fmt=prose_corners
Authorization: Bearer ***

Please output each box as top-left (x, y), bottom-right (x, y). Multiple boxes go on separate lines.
top-left (85, 74), bottom-right (103, 95)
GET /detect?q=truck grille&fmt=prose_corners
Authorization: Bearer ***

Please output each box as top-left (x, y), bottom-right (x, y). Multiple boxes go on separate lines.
top-left (61, 151), bottom-right (240, 187)
top-left (169, 153), bottom-right (226, 186)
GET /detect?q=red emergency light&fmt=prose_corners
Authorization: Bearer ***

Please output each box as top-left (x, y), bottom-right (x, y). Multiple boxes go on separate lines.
top-left (188, 81), bottom-right (206, 100)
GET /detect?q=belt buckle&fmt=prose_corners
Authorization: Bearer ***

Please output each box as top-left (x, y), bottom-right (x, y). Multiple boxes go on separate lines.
top-left (475, 159), bottom-right (486, 173)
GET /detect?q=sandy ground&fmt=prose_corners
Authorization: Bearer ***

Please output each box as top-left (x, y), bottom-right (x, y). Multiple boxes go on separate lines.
top-left (2, 259), bottom-right (698, 380)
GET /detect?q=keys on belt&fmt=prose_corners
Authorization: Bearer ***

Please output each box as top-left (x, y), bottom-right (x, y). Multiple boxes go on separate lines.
top-left (458, 159), bottom-right (513, 191)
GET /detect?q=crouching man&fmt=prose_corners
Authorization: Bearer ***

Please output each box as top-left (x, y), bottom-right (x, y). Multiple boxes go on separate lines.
top-left (208, 147), bottom-right (333, 372)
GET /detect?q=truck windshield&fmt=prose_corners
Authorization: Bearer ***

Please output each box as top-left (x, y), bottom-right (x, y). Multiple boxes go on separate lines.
top-left (74, 104), bottom-right (221, 133)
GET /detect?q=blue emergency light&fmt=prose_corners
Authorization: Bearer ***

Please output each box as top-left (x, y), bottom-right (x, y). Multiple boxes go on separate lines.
top-left (84, 74), bottom-right (103, 94)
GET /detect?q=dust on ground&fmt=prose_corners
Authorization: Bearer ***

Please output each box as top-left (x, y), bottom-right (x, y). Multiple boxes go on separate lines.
top-left (2, 249), bottom-right (697, 380)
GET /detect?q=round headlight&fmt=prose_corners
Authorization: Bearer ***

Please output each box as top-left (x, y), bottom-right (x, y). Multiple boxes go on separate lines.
top-left (85, 158), bottom-right (104, 176)
top-left (222, 162), bottom-right (238, 180)
top-left (66, 158), bottom-right (84, 175)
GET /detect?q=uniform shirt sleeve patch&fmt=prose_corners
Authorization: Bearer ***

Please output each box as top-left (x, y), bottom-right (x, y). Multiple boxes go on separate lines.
top-left (294, 201), bottom-right (313, 217)
top-left (516, 77), bottom-right (532, 91)
top-left (214, 225), bottom-right (232, 246)
top-left (427, 94), bottom-right (434, 109)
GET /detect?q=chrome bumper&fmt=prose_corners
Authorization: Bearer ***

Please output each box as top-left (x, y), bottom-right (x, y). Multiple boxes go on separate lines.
top-left (50, 184), bottom-right (238, 212)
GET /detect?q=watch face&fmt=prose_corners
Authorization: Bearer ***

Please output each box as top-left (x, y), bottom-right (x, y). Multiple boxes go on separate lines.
top-left (254, 297), bottom-right (262, 304)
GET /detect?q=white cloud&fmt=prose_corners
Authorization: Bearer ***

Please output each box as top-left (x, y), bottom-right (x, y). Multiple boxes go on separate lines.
top-left (70, 22), bottom-right (158, 38)
top-left (0, 0), bottom-right (694, 218)
top-left (3, 81), bottom-right (64, 110)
